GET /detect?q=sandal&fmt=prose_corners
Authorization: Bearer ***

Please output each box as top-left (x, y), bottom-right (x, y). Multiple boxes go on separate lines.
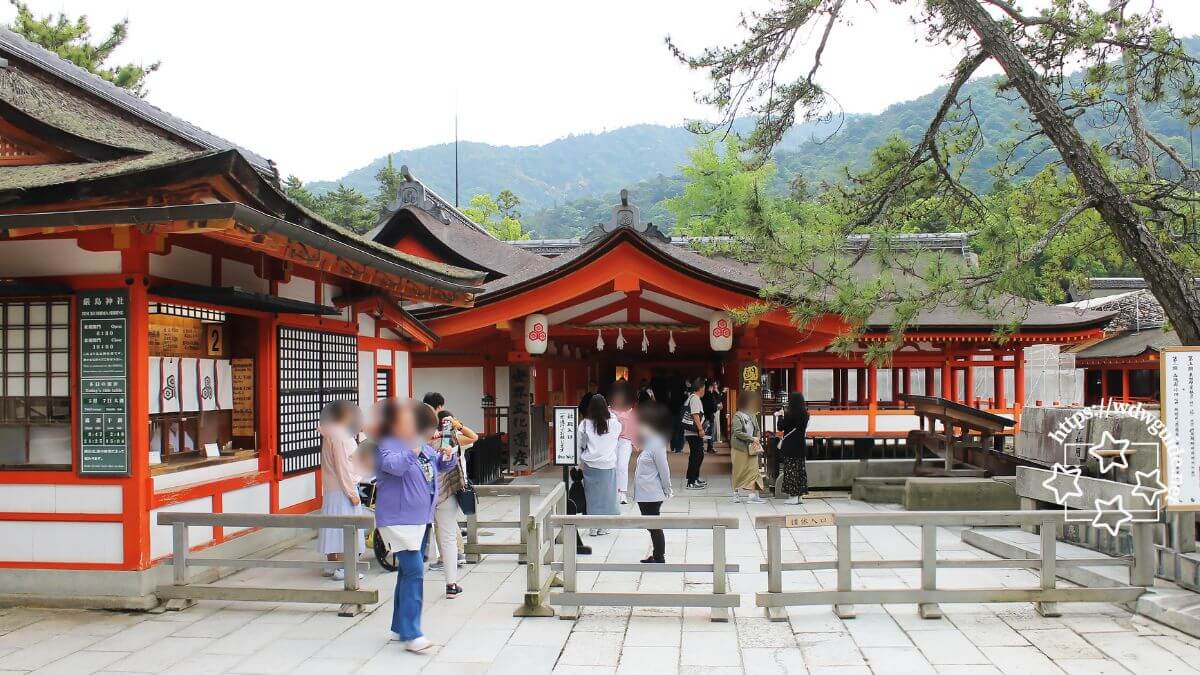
top-left (445, 583), bottom-right (463, 598)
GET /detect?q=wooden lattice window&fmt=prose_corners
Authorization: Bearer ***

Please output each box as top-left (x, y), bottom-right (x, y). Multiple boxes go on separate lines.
top-left (0, 299), bottom-right (71, 468)
top-left (277, 327), bottom-right (358, 474)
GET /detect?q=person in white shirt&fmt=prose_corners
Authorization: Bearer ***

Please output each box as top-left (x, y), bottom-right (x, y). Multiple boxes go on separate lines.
top-left (578, 394), bottom-right (622, 536)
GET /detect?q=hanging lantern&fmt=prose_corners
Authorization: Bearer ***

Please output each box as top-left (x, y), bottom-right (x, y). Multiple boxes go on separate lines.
top-left (524, 314), bottom-right (549, 354)
top-left (668, 330), bottom-right (676, 354)
top-left (709, 311), bottom-right (733, 352)
top-left (641, 329), bottom-right (649, 353)
top-left (616, 328), bottom-right (626, 350)
top-left (596, 329), bottom-right (605, 351)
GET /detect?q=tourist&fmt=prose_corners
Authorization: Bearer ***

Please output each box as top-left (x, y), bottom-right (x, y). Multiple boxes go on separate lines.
top-left (730, 393), bottom-right (766, 504)
top-left (317, 401), bottom-right (365, 580)
top-left (422, 392), bottom-right (477, 577)
top-left (374, 399), bottom-right (456, 653)
top-left (429, 409), bottom-right (476, 599)
top-left (611, 387), bottom-right (637, 506)
top-left (683, 379), bottom-right (709, 489)
top-left (633, 401), bottom-right (673, 563)
top-left (702, 380), bottom-right (720, 453)
top-left (578, 394), bottom-right (622, 535)
top-left (578, 380), bottom-right (599, 415)
top-left (776, 393), bottom-right (811, 505)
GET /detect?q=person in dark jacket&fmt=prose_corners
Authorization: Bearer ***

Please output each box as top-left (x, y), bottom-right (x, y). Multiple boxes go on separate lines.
top-left (775, 393), bottom-right (810, 504)
top-left (566, 466), bottom-right (592, 555)
top-left (702, 380), bottom-right (721, 454)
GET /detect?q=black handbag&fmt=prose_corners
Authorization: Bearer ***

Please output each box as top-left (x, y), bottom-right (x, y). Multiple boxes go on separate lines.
top-left (456, 480), bottom-right (477, 515)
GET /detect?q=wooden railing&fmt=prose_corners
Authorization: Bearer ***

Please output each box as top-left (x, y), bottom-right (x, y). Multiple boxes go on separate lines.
top-left (156, 511), bottom-right (377, 617)
top-left (548, 515), bottom-right (741, 622)
top-left (463, 484), bottom-right (542, 563)
top-left (514, 483), bottom-right (568, 617)
top-left (755, 510), bottom-right (1154, 621)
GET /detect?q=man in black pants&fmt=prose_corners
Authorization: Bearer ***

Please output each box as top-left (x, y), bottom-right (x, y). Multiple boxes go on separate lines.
top-left (684, 379), bottom-right (709, 489)
top-left (702, 380), bottom-right (720, 454)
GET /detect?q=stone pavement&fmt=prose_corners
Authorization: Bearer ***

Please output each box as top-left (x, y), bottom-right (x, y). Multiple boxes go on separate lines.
top-left (2, 459), bottom-right (1200, 674)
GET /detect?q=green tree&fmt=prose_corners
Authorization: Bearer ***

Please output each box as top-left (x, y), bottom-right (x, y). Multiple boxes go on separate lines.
top-left (664, 137), bottom-right (780, 237)
top-left (6, 0), bottom-right (159, 97)
top-left (372, 155), bottom-right (404, 217)
top-left (463, 191), bottom-right (531, 240)
top-left (317, 184), bottom-right (375, 234)
top-left (672, 0), bottom-right (1200, 352)
top-left (283, 175), bottom-right (321, 213)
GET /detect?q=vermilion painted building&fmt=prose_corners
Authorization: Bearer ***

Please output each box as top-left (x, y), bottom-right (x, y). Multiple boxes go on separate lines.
top-left (0, 30), bottom-right (484, 607)
top-left (0, 26), bottom-right (1114, 608)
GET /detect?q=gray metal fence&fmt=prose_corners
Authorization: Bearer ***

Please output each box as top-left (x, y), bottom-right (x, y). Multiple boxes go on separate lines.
top-left (548, 515), bottom-right (741, 622)
top-left (756, 510), bottom-right (1154, 621)
top-left (156, 511), bottom-right (377, 617)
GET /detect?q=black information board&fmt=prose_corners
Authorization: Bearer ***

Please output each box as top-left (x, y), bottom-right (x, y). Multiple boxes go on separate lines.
top-left (78, 289), bottom-right (130, 476)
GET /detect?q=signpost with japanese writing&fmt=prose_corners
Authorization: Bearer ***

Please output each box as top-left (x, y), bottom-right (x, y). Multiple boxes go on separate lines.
top-left (78, 289), bottom-right (130, 476)
top-left (1162, 347), bottom-right (1200, 510)
top-left (508, 366), bottom-right (531, 471)
top-left (554, 406), bottom-right (578, 466)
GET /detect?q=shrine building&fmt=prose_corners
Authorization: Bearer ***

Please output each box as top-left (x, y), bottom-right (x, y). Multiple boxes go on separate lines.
top-left (0, 27), bottom-right (1120, 607)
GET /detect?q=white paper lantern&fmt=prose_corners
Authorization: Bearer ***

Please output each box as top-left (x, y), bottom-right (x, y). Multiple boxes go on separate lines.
top-left (524, 314), bottom-right (549, 354)
top-left (709, 311), bottom-right (734, 352)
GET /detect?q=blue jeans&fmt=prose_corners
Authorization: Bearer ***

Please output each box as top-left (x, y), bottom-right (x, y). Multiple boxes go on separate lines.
top-left (391, 527), bottom-right (429, 641)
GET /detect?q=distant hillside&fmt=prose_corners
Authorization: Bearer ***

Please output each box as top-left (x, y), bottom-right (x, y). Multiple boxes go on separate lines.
top-left (311, 38), bottom-right (1199, 239)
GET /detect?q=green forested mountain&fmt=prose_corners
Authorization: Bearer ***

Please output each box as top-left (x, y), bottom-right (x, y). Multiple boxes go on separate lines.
top-left (309, 40), bottom-right (1199, 239)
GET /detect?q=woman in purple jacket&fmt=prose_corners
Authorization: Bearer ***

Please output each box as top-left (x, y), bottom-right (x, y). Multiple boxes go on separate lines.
top-left (374, 399), bottom-right (456, 652)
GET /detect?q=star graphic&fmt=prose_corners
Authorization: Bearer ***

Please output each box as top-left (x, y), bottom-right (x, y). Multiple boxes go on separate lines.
top-left (1042, 463), bottom-right (1084, 505)
top-left (1132, 468), bottom-right (1167, 507)
top-left (1087, 431), bottom-right (1132, 473)
top-left (1092, 495), bottom-right (1133, 536)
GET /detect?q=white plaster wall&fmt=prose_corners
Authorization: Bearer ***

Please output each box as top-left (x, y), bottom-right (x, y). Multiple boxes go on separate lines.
top-left (806, 415), bottom-right (868, 433)
top-left (495, 367), bottom-right (510, 408)
top-left (150, 247), bottom-right (211, 285)
top-left (412, 367), bottom-right (484, 430)
top-left (323, 283), bottom-right (351, 321)
top-left (221, 259), bottom-right (267, 293)
top-left (395, 351), bottom-right (411, 397)
top-left (278, 276), bottom-right (315, 303)
top-left (0, 521), bottom-right (123, 563)
top-left (0, 240), bottom-right (121, 277)
top-left (358, 351), bottom-right (375, 406)
top-left (152, 458), bottom-right (259, 491)
top-left (150, 496), bottom-right (213, 559)
top-left (873, 415), bottom-right (923, 432)
top-left (221, 483), bottom-right (271, 535)
top-left (358, 312), bottom-right (376, 337)
top-left (0, 485), bottom-right (122, 514)
top-left (278, 472), bottom-right (317, 508)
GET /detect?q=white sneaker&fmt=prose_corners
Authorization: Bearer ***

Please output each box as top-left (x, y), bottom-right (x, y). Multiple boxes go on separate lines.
top-left (746, 494), bottom-right (766, 504)
top-left (405, 636), bottom-right (434, 653)
top-left (785, 496), bottom-right (802, 505)
top-left (730, 494), bottom-right (743, 503)
top-left (331, 568), bottom-right (365, 581)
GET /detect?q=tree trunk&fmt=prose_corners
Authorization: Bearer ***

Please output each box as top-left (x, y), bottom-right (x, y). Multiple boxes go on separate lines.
top-left (946, 0), bottom-right (1200, 345)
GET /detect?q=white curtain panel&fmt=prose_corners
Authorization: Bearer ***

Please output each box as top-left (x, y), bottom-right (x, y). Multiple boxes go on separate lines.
top-left (179, 357), bottom-right (200, 412)
top-left (159, 357), bottom-right (181, 414)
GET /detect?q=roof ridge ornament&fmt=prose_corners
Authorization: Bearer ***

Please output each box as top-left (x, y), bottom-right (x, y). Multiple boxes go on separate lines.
top-left (606, 188), bottom-right (644, 234)
top-left (389, 165), bottom-right (451, 224)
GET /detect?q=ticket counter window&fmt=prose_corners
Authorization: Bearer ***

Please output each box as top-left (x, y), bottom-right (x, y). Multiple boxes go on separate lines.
top-left (147, 303), bottom-right (257, 469)
top-left (0, 299), bottom-right (70, 469)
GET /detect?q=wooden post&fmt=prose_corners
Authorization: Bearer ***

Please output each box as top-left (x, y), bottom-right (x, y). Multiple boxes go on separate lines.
top-left (867, 366), bottom-right (878, 434)
top-left (518, 491), bottom-right (531, 563)
top-left (1131, 520), bottom-right (1156, 588)
top-left (941, 347), bottom-right (954, 400)
top-left (919, 524), bottom-right (942, 619)
top-left (712, 525), bottom-right (729, 622)
top-left (1121, 367), bottom-right (1131, 402)
top-left (172, 522), bottom-right (188, 586)
top-left (834, 524), bottom-right (855, 619)
top-left (1036, 520), bottom-right (1061, 617)
top-left (466, 510), bottom-right (481, 563)
top-left (765, 524), bottom-right (786, 621)
top-left (792, 364), bottom-right (804, 394)
top-left (560, 523), bottom-right (579, 620)
top-left (337, 524), bottom-right (363, 616)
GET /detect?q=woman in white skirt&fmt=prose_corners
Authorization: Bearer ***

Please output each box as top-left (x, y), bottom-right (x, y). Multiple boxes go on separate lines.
top-left (318, 401), bottom-right (365, 580)
top-left (578, 394), bottom-right (622, 536)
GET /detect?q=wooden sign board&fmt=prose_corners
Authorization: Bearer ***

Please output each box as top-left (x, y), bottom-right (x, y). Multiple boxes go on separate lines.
top-left (231, 358), bottom-right (255, 437)
top-left (204, 324), bottom-right (223, 356)
top-left (783, 513), bottom-right (836, 528)
top-left (78, 289), bottom-right (130, 476)
top-left (1161, 347), bottom-right (1200, 511)
top-left (553, 406), bottom-right (578, 466)
top-left (149, 318), bottom-right (204, 357)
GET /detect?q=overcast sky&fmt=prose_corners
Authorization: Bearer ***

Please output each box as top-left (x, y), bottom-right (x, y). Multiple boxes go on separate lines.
top-left (6, 1), bottom-right (1200, 181)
